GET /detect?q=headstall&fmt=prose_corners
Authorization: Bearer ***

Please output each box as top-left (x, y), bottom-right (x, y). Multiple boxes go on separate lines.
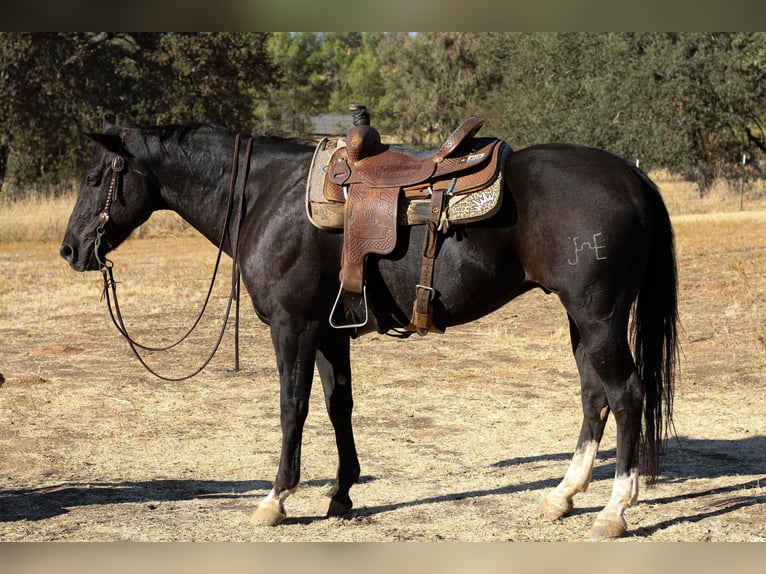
top-left (94, 154), bottom-right (125, 270)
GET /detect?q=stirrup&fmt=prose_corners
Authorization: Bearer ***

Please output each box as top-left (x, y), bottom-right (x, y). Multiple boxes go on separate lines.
top-left (329, 283), bottom-right (369, 329)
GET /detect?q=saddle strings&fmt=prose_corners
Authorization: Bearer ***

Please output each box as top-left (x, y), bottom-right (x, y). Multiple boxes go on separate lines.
top-left (99, 134), bottom-right (252, 381)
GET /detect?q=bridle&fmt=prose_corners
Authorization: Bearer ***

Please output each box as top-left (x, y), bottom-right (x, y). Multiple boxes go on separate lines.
top-left (95, 134), bottom-right (252, 381)
top-left (93, 154), bottom-right (124, 269)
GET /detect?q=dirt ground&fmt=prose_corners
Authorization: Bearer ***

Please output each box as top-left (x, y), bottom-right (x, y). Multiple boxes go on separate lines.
top-left (0, 211), bottom-right (764, 542)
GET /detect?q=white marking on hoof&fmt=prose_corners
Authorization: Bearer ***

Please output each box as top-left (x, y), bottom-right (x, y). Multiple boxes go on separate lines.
top-left (251, 503), bottom-right (286, 527)
top-left (542, 441), bottom-right (599, 519)
top-left (589, 516), bottom-right (627, 540)
top-left (250, 488), bottom-right (295, 527)
top-left (590, 469), bottom-right (639, 539)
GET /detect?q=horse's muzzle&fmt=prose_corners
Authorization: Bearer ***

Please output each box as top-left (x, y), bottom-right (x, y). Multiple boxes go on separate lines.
top-left (59, 241), bottom-right (99, 272)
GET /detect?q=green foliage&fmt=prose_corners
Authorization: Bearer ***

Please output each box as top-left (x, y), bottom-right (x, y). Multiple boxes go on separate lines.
top-left (376, 33), bottom-right (501, 146)
top-left (263, 32), bottom-right (385, 135)
top-left (0, 32), bottom-right (275, 192)
top-left (479, 32), bottom-right (766, 195)
top-left (2, 32), bottom-right (766, 196)
top-left (650, 33), bottom-right (766, 193)
top-left (326, 33), bottom-right (385, 117)
top-left (262, 32), bottom-right (333, 134)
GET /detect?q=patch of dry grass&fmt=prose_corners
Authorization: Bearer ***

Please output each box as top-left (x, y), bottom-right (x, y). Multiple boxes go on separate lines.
top-left (3, 171), bottom-right (766, 243)
top-left (654, 170), bottom-right (766, 217)
top-left (0, 192), bottom-right (75, 243)
top-left (0, 187), bottom-right (193, 244)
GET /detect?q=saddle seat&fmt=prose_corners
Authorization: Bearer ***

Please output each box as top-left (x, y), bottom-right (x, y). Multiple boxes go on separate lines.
top-left (325, 117), bottom-right (501, 200)
top-left (305, 113), bottom-right (511, 336)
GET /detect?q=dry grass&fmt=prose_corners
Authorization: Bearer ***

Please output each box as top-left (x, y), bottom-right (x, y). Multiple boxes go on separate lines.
top-left (652, 170), bottom-right (766, 216)
top-left (0, 176), bottom-right (765, 541)
top-left (0, 192), bottom-right (77, 244)
top-left (0, 187), bottom-right (193, 244)
top-left (2, 171), bottom-right (766, 243)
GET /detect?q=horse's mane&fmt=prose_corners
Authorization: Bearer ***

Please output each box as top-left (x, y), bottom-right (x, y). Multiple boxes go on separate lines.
top-left (125, 122), bottom-right (317, 152)
top-left (252, 135), bottom-right (317, 147)
top-left (123, 122), bottom-right (230, 144)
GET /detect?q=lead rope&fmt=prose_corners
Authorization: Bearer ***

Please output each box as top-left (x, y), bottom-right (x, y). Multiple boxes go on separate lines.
top-left (229, 136), bottom-right (251, 372)
top-left (97, 134), bottom-right (253, 381)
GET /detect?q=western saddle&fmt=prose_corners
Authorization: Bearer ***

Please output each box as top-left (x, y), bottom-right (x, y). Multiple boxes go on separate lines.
top-left (306, 104), bottom-right (511, 335)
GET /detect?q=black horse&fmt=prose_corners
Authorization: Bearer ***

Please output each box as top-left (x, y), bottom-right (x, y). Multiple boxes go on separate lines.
top-left (60, 122), bottom-right (678, 539)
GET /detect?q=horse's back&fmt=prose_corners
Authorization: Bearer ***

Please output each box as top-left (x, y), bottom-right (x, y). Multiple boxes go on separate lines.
top-left (507, 143), bottom-right (651, 211)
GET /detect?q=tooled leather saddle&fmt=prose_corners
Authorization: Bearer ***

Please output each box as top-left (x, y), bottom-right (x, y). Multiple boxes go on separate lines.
top-left (306, 105), bottom-right (511, 335)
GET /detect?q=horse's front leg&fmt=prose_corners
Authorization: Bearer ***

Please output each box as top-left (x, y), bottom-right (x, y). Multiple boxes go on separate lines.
top-left (251, 316), bottom-right (319, 526)
top-left (315, 331), bottom-right (360, 517)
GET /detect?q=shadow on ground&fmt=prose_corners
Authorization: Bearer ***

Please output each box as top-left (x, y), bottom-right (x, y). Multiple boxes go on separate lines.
top-left (2, 435), bottom-right (763, 534)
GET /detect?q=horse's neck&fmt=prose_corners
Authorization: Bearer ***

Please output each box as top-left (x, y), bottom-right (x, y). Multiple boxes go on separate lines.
top-left (152, 140), bottom-right (240, 249)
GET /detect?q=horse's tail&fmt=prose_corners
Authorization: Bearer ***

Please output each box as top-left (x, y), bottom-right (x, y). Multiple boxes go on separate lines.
top-left (631, 167), bottom-right (679, 485)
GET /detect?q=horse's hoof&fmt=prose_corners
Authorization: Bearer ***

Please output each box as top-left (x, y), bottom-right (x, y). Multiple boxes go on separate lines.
top-left (589, 517), bottom-right (627, 540)
top-left (317, 495), bottom-right (353, 518)
top-left (250, 504), bottom-right (287, 527)
top-left (539, 494), bottom-right (573, 519)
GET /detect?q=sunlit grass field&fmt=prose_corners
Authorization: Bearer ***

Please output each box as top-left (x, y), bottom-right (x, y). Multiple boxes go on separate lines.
top-left (2, 171), bottom-right (766, 245)
top-left (1, 183), bottom-right (765, 542)
top-left (0, 186), bottom-right (192, 244)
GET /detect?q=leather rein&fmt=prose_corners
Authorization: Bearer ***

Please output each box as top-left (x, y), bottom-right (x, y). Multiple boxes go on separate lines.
top-left (95, 133), bottom-right (253, 381)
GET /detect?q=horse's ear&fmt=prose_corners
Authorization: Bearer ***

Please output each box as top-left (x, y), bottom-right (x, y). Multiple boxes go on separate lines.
top-left (84, 131), bottom-right (124, 154)
top-left (102, 115), bottom-right (115, 131)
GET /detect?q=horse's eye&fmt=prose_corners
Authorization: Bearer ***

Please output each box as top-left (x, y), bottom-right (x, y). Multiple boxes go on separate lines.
top-left (86, 172), bottom-right (101, 187)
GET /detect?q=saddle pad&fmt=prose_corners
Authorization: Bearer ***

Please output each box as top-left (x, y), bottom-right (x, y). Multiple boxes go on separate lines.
top-left (306, 137), bottom-right (346, 229)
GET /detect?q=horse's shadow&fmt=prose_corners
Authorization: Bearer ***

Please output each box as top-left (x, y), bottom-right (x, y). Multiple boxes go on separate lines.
top-left (488, 434), bottom-right (766, 536)
top-left (0, 478), bottom-right (324, 523)
top-left (494, 434), bottom-right (766, 481)
top-left (2, 435), bottom-right (763, 536)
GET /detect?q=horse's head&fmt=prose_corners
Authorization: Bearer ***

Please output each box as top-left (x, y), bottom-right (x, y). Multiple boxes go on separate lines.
top-left (60, 125), bottom-right (158, 271)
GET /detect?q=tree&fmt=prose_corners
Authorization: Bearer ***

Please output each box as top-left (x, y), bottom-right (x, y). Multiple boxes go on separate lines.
top-left (0, 32), bottom-right (276, 193)
top-left (263, 32), bottom-right (386, 136)
top-left (3, 32), bottom-right (766, 196)
top-left (649, 33), bottom-right (766, 194)
top-left (326, 32), bottom-right (385, 117)
top-left (479, 32), bottom-right (766, 195)
top-left (0, 33), bottom-right (85, 189)
top-left (376, 33), bottom-right (500, 146)
top-left (262, 32), bottom-right (331, 135)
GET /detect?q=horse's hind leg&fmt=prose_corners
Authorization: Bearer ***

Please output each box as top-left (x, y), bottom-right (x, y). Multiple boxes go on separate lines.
top-left (315, 332), bottom-right (360, 517)
top-left (589, 353), bottom-right (643, 539)
top-left (568, 308), bottom-right (643, 539)
top-left (540, 316), bottom-right (610, 518)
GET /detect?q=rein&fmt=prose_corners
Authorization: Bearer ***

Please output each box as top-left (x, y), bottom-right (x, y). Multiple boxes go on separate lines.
top-left (96, 134), bottom-right (253, 381)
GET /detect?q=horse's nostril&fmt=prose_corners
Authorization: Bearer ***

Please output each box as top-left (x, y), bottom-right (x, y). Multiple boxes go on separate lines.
top-left (60, 243), bottom-right (74, 262)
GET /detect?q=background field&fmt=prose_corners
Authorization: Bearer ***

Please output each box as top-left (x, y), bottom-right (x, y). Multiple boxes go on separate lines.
top-left (0, 174), bottom-right (764, 541)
